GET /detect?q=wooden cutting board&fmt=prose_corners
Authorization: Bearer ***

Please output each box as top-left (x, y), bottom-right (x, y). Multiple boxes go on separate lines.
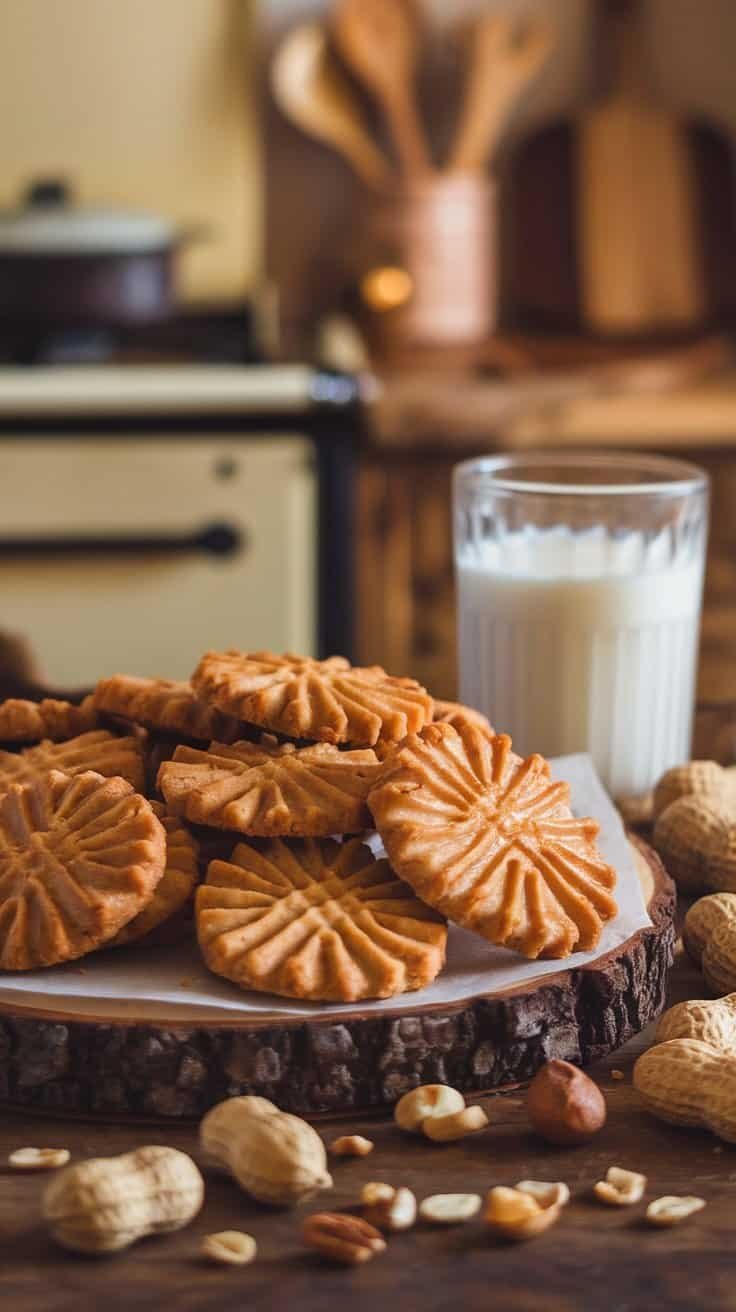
top-left (500, 1), bottom-right (736, 336)
top-left (577, 0), bottom-right (704, 333)
top-left (0, 838), bottom-right (674, 1122)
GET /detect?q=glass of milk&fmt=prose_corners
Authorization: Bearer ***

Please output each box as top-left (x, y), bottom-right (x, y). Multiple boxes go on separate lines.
top-left (454, 452), bottom-right (709, 798)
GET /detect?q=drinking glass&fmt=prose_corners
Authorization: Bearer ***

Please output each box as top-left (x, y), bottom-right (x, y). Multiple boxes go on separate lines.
top-left (453, 451), bottom-right (709, 797)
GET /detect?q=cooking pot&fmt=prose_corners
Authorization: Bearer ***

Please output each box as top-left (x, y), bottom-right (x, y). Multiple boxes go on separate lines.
top-left (0, 180), bottom-right (199, 325)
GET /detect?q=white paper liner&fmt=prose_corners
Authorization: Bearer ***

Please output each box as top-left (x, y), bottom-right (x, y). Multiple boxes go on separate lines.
top-left (0, 754), bottom-right (651, 1022)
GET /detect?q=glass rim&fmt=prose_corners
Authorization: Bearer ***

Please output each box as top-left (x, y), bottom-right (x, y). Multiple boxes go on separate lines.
top-left (454, 450), bottom-right (708, 499)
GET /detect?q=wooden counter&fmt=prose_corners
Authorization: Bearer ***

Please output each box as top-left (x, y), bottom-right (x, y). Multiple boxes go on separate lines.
top-left (356, 364), bottom-right (736, 701)
top-left (506, 375), bottom-right (736, 448)
top-left (1, 939), bottom-right (733, 1312)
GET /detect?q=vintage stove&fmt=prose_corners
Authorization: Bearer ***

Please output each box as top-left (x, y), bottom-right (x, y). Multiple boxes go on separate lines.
top-left (0, 308), bottom-right (360, 689)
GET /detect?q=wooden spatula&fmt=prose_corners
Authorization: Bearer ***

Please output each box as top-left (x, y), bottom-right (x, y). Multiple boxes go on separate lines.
top-left (449, 17), bottom-right (552, 173)
top-left (271, 22), bottom-right (393, 190)
top-left (577, 0), bottom-right (705, 333)
top-left (331, 0), bottom-right (431, 178)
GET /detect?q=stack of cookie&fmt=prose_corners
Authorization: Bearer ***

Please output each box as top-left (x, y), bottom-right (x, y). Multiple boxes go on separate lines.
top-left (0, 695), bottom-right (200, 969)
top-left (0, 649), bottom-right (619, 1003)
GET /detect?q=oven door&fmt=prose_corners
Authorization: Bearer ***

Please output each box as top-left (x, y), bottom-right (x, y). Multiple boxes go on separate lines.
top-left (0, 436), bottom-right (316, 686)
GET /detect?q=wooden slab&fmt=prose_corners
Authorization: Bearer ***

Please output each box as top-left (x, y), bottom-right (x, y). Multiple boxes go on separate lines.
top-left (0, 837), bottom-right (675, 1122)
top-left (3, 942), bottom-right (730, 1312)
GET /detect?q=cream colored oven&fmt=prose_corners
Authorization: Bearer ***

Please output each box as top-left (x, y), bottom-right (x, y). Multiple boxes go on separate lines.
top-left (0, 365), bottom-right (357, 688)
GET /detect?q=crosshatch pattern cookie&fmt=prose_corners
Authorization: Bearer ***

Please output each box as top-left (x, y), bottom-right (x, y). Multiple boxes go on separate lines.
top-left (93, 675), bottom-right (246, 744)
top-left (368, 723), bottom-right (618, 960)
top-left (433, 700), bottom-right (495, 736)
top-left (0, 770), bottom-right (166, 970)
top-left (0, 696), bottom-right (98, 744)
top-left (196, 836), bottom-right (447, 1002)
top-left (191, 651), bottom-right (433, 747)
top-left (157, 738), bottom-right (384, 837)
top-left (0, 730), bottom-right (145, 794)
top-left (109, 802), bottom-right (199, 949)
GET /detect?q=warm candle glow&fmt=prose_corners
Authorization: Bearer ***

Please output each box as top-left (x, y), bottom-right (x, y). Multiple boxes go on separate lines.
top-left (360, 265), bottom-right (413, 312)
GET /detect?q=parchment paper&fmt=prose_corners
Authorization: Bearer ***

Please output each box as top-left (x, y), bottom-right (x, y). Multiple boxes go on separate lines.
top-left (0, 755), bottom-right (651, 1022)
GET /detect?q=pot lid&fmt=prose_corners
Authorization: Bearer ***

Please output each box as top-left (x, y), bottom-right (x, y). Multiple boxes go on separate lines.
top-left (0, 180), bottom-right (175, 254)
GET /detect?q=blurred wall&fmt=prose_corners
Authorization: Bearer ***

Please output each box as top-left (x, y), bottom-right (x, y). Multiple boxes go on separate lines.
top-left (0, 0), bottom-right (732, 304)
top-left (649, 0), bottom-right (736, 133)
top-left (469, 0), bottom-right (736, 133)
top-left (0, 0), bottom-right (259, 302)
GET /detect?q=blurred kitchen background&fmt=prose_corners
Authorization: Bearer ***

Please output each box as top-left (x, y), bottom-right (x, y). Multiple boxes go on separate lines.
top-left (0, 0), bottom-right (735, 717)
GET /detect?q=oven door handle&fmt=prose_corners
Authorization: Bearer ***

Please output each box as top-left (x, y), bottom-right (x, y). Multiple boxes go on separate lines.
top-left (0, 522), bottom-right (245, 559)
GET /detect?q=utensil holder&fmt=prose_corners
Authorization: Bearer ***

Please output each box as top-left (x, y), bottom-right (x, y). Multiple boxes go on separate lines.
top-left (360, 173), bottom-right (496, 353)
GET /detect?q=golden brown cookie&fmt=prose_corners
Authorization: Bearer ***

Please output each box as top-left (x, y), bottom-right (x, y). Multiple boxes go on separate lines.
top-left (0, 730), bottom-right (145, 794)
top-left (196, 836), bottom-right (447, 1002)
top-left (373, 696), bottom-right (493, 762)
top-left (109, 803), bottom-right (199, 949)
top-left (191, 650), bottom-right (433, 747)
top-left (0, 696), bottom-right (98, 744)
top-left (157, 738), bottom-right (384, 837)
top-left (0, 770), bottom-right (166, 970)
top-left (93, 675), bottom-right (245, 744)
top-left (368, 723), bottom-right (618, 960)
top-left (433, 699), bottom-right (494, 736)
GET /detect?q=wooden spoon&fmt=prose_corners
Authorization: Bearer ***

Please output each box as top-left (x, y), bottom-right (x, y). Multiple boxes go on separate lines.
top-left (448, 17), bottom-right (553, 173)
top-left (331, 0), bottom-right (431, 178)
top-left (271, 22), bottom-right (393, 190)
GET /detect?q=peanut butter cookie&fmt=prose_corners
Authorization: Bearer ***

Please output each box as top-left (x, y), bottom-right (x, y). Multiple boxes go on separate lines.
top-left (0, 696), bottom-right (98, 744)
top-left (158, 738), bottom-right (383, 837)
top-left (0, 770), bottom-right (166, 969)
top-left (109, 802), bottom-right (199, 948)
top-left (197, 836), bottom-right (447, 1002)
top-left (93, 675), bottom-right (245, 744)
top-left (0, 730), bottom-right (145, 794)
top-left (191, 651), bottom-right (433, 747)
top-left (433, 700), bottom-right (494, 736)
top-left (368, 723), bottom-right (617, 959)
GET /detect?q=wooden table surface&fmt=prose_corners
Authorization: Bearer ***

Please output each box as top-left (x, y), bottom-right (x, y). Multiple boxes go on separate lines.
top-left (1, 939), bottom-right (734, 1312)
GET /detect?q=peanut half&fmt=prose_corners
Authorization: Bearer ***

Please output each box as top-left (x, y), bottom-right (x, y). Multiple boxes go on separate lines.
top-left (394, 1084), bottom-right (465, 1134)
top-left (646, 1196), bottom-right (706, 1227)
top-left (485, 1186), bottom-right (562, 1241)
top-left (594, 1167), bottom-right (647, 1207)
top-left (303, 1212), bottom-right (386, 1265)
top-left (9, 1147), bottom-right (70, 1171)
top-left (361, 1181), bottom-right (395, 1207)
top-left (423, 1105), bottom-right (489, 1142)
top-left (515, 1180), bottom-right (570, 1209)
top-left (330, 1135), bottom-right (374, 1158)
top-left (419, 1193), bottom-right (482, 1225)
top-left (201, 1231), bottom-right (257, 1266)
top-left (362, 1183), bottom-right (417, 1232)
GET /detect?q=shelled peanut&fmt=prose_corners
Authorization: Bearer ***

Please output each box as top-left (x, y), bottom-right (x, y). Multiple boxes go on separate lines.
top-left (394, 1084), bottom-right (488, 1141)
top-left (31, 1066), bottom-right (716, 1270)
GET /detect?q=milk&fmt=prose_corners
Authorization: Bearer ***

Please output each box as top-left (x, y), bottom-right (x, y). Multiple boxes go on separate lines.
top-left (457, 526), bottom-right (704, 797)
